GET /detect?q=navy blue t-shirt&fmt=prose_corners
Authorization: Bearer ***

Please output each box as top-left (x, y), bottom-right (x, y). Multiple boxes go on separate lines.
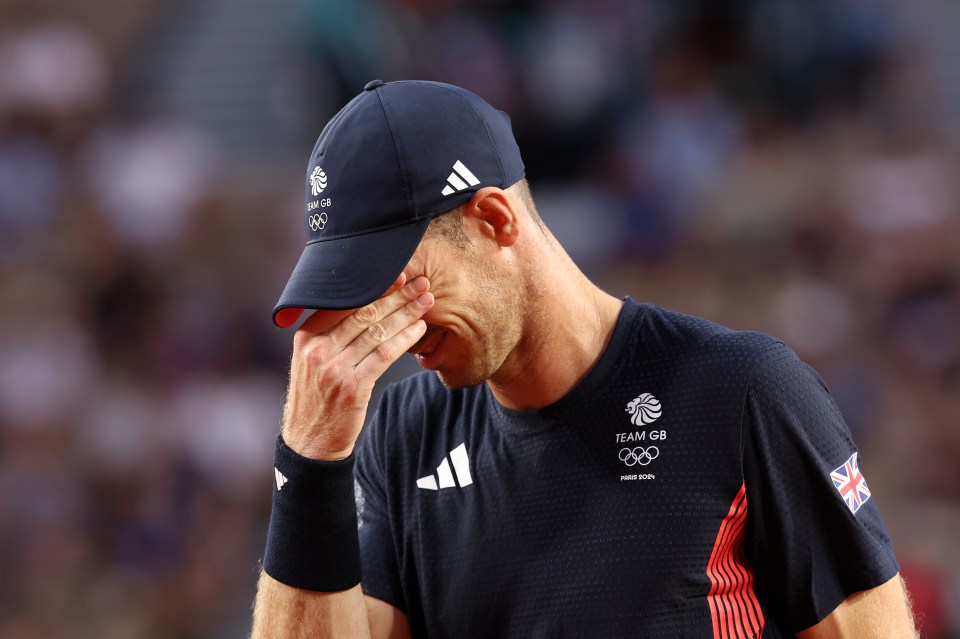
top-left (354, 299), bottom-right (898, 638)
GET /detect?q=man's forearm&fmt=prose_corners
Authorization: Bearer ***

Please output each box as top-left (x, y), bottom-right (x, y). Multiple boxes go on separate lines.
top-left (797, 573), bottom-right (918, 638)
top-left (252, 277), bottom-right (432, 638)
top-left (251, 571), bottom-right (371, 639)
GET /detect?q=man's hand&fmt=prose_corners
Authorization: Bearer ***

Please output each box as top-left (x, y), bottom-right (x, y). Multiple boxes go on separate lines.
top-left (251, 277), bottom-right (429, 639)
top-left (281, 274), bottom-right (433, 460)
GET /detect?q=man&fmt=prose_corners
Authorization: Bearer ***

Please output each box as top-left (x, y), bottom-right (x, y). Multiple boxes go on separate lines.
top-left (251, 79), bottom-right (917, 638)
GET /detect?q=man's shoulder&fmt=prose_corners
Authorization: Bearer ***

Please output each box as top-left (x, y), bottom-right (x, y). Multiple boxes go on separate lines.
top-left (633, 301), bottom-right (780, 361)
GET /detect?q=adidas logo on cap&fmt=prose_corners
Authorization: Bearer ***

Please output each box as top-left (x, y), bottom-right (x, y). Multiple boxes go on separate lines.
top-left (441, 161), bottom-right (480, 196)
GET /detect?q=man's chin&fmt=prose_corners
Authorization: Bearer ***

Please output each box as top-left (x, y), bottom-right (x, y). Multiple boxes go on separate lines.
top-left (433, 367), bottom-right (487, 390)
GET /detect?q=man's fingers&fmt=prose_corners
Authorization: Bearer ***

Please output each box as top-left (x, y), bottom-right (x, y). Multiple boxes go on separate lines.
top-left (341, 290), bottom-right (433, 369)
top-left (355, 290), bottom-right (432, 349)
top-left (334, 277), bottom-right (430, 345)
top-left (297, 274), bottom-right (412, 337)
top-left (382, 272), bottom-right (408, 297)
top-left (293, 276), bottom-right (433, 389)
top-left (355, 318), bottom-right (428, 381)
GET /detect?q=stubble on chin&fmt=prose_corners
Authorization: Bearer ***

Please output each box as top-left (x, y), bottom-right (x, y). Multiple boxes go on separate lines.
top-left (432, 326), bottom-right (516, 390)
top-left (433, 359), bottom-right (492, 390)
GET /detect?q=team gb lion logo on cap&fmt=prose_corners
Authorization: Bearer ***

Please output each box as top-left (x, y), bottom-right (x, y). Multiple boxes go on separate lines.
top-left (310, 166), bottom-right (328, 196)
top-left (626, 393), bottom-right (662, 426)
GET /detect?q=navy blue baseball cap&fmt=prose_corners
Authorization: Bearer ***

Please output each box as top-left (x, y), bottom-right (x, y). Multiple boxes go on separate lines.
top-left (272, 79), bottom-right (525, 327)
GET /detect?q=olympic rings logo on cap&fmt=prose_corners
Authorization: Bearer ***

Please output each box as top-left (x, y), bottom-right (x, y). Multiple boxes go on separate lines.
top-left (308, 212), bottom-right (328, 231)
top-left (619, 446), bottom-right (659, 466)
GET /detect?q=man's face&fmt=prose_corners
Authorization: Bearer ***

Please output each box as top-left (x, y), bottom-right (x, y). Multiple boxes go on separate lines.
top-left (402, 231), bottom-right (525, 389)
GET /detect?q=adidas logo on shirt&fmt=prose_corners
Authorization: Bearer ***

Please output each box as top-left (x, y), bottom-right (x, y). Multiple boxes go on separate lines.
top-left (417, 443), bottom-right (473, 490)
top-left (441, 161), bottom-right (480, 196)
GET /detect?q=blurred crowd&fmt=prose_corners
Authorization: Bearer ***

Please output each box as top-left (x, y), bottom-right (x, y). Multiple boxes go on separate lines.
top-left (0, 0), bottom-right (958, 637)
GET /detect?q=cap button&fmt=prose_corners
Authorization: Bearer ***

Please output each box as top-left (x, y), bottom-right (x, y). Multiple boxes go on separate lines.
top-left (364, 79), bottom-right (384, 91)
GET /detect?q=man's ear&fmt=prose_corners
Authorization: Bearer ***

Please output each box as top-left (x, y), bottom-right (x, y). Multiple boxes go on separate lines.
top-left (463, 187), bottom-right (519, 247)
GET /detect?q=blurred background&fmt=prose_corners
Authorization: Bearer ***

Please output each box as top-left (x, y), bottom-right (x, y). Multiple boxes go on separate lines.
top-left (0, 0), bottom-right (958, 636)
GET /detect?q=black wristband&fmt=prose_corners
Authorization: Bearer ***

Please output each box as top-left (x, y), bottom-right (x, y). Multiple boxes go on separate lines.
top-left (263, 435), bottom-right (362, 591)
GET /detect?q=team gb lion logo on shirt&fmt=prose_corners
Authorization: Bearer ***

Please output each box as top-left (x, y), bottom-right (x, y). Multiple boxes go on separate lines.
top-left (626, 393), bottom-right (662, 426)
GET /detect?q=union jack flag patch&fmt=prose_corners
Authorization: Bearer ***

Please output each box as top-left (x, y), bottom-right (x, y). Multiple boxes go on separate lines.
top-left (830, 452), bottom-right (872, 515)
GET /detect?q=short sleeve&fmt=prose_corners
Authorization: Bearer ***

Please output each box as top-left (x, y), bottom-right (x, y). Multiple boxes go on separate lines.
top-left (354, 394), bottom-right (407, 613)
top-left (742, 341), bottom-right (899, 632)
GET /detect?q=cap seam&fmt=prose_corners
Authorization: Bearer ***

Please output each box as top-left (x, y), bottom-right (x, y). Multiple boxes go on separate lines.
top-left (374, 85), bottom-right (414, 223)
top-left (315, 92), bottom-right (365, 156)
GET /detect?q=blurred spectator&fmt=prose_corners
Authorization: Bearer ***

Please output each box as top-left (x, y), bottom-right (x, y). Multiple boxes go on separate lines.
top-left (0, 22), bottom-right (106, 261)
top-left (81, 120), bottom-right (221, 252)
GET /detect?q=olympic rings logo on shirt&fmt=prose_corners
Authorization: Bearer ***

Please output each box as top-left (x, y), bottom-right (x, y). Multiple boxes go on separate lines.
top-left (308, 212), bottom-right (328, 231)
top-left (619, 446), bottom-right (659, 466)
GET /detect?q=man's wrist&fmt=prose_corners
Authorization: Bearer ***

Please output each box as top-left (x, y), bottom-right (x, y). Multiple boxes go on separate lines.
top-left (263, 435), bottom-right (362, 591)
top-left (280, 408), bottom-right (360, 461)
top-left (280, 431), bottom-right (355, 461)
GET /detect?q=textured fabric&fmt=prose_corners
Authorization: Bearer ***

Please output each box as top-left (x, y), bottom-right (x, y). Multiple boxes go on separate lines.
top-left (742, 342), bottom-right (899, 632)
top-left (354, 299), bottom-right (899, 637)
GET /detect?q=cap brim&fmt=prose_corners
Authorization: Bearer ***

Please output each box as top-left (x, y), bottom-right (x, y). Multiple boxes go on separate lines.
top-left (272, 218), bottom-right (431, 328)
